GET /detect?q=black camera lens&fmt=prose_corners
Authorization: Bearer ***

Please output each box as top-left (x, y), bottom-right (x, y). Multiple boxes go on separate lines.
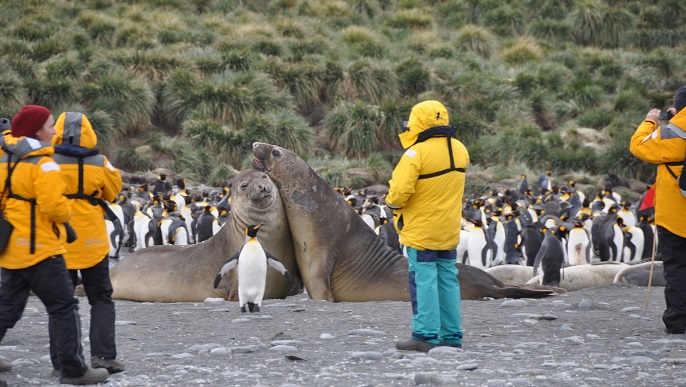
top-left (659, 111), bottom-right (674, 121)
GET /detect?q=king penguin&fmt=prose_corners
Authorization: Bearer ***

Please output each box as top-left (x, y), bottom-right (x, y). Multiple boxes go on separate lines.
top-left (566, 219), bottom-right (591, 266)
top-left (214, 225), bottom-right (293, 313)
top-left (533, 226), bottom-right (567, 287)
top-left (465, 219), bottom-right (493, 270)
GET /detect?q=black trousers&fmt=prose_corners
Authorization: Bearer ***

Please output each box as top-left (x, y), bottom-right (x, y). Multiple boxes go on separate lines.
top-left (50, 255), bottom-right (117, 371)
top-left (658, 226), bottom-right (686, 332)
top-left (0, 255), bottom-right (88, 378)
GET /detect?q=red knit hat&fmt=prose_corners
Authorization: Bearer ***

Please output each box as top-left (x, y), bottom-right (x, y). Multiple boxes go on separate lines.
top-left (11, 105), bottom-right (52, 138)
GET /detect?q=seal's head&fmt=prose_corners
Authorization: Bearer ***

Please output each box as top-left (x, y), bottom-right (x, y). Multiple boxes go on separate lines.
top-left (251, 142), bottom-right (283, 172)
top-left (233, 169), bottom-right (276, 210)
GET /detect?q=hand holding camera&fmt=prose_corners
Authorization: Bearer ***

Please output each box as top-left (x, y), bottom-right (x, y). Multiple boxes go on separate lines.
top-left (660, 109), bottom-right (675, 122)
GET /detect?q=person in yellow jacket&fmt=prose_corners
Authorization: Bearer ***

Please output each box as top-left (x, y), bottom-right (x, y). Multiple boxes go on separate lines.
top-left (630, 85), bottom-right (686, 335)
top-left (0, 105), bottom-right (109, 385)
top-left (50, 112), bottom-right (125, 374)
top-left (386, 100), bottom-right (469, 352)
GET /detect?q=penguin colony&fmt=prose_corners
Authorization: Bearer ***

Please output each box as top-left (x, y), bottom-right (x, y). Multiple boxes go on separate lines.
top-left (104, 176), bottom-right (231, 258)
top-left (337, 172), bottom-right (657, 289)
top-left (106, 172), bottom-right (656, 291)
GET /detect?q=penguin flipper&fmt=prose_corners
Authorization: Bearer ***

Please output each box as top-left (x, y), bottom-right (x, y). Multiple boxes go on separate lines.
top-left (532, 243), bottom-right (547, 277)
top-left (266, 255), bottom-right (293, 285)
top-left (213, 252), bottom-right (240, 288)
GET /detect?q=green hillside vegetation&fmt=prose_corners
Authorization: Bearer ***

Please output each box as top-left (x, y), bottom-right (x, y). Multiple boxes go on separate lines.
top-left (1, 0), bottom-right (685, 192)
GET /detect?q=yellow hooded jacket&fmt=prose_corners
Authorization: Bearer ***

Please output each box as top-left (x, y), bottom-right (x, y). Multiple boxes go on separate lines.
top-left (0, 136), bottom-right (71, 269)
top-left (386, 101), bottom-right (470, 250)
top-left (52, 112), bottom-right (123, 269)
top-left (630, 109), bottom-right (686, 238)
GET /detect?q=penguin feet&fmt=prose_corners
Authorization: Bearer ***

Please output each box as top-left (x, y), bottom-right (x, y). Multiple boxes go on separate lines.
top-left (247, 302), bottom-right (260, 313)
top-left (240, 305), bottom-right (247, 313)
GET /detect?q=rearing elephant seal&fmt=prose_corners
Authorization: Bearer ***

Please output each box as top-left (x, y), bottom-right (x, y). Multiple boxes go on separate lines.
top-left (251, 142), bottom-right (557, 301)
top-left (110, 170), bottom-right (301, 302)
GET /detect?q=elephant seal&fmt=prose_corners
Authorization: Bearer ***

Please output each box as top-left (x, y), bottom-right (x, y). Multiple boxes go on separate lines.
top-left (251, 142), bottom-right (557, 301)
top-left (614, 261), bottom-right (665, 287)
top-left (485, 265), bottom-right (534, 286)
top-left (526, 262), bottom-right (630, 291)
top-left (110, 170), bottom-right (300, 302)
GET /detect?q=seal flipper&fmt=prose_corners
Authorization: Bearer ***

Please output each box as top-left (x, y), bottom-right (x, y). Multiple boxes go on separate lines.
top-left (214, 251), bottom-right (241, 288)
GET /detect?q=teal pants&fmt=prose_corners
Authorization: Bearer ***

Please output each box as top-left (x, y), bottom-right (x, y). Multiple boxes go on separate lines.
top-left (405, 247), bottom-right (463, 345)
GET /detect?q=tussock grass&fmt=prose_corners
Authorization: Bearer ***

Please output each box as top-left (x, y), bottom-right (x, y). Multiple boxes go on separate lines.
top-left (499, 38), bottom-right (543, 66)
top-left (324, 100), bottom-right (385, 158)
top-left (196, 70), bottom-right (290, 127)
top-left (0, 71), bottom-right (28, 117)
top-left (80, 70), bottom-right (155, 137)
top-left (454, 24), bottom-right (497, 59)
top-left (0, 0), bottom-right (684, 186)
top-left (340, 26), bottom-right (386, 58)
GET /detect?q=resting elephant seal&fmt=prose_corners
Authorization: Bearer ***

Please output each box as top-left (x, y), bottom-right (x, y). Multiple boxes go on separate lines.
top-left (526, 262), bottom-right (630, 291)
top-left (251, 142), bottom-right (557, 301)
top-left (485, 265), bottom-right (535, 286)
top-left (110, 170), bottom-right (300, 302)
top-left (614, 261), bottom-right (665, 287)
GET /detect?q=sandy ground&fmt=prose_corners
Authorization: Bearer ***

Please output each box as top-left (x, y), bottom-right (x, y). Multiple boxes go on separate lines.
top-left (1, 272), bottom-right (685, 387)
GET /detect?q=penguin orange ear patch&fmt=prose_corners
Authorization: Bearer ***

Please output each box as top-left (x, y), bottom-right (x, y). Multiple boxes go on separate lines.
top-left (560, 226), bottom-right (566, 231)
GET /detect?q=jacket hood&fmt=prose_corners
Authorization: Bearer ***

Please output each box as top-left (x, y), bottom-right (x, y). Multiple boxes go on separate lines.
top-left (398, 100), bottom-right (450, 149)
top-left (52, 112), bottom-right (98, 149)
top-left (2, 135), bottom-right (54, 159)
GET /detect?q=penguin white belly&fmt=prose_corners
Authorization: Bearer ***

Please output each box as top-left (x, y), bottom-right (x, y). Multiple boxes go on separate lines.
top-left (105, 219), bottom-right (119, 258)
top-left (491, 223), bottom-right (505, 266)
top-left (567, 228), bottom-right (590, 266)
top-left (456, 230), bottom-right (470, 264)
top-left (610, 225), bottom-right (624, 262)
top-left (133, 212), bottom-right (151, 251)
top-left (173, 226), bottom-right (189, 246)
top-left (619, 211), bottom-right (636, 228)
top-left (360, 213), bottom-right (375, 230)
top-left (466, 227), bottom-right (491, 270)
top-left (159, 219), bottom-right (173, 245)
top-left (623, 227), bottom-right (644, 263)
top-left (237, 243), bottom-right (268, 306)
top-left (212, 220), bottom-right (222, 236)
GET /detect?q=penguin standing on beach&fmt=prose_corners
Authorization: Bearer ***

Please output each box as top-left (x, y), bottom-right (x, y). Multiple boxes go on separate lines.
top-left (213, 225), bottom-right (293, 313)
top-left (533, 226), bottom-right (568, 287)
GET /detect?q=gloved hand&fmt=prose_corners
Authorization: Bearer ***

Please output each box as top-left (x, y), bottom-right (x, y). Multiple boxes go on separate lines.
top-left (64, 222), bottom-right (78, 243)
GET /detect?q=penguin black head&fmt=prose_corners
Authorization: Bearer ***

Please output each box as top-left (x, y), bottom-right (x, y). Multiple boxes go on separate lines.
top-left (246, 224), bottom-right (262, 238)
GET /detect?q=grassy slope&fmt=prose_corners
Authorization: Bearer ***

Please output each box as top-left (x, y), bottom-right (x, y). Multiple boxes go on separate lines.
top-left (0, 0), bottom-right (685, 193)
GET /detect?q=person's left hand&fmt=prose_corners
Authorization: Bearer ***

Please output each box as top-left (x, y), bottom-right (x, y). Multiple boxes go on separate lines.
top-left (646, 109), bottom-right (660, 121)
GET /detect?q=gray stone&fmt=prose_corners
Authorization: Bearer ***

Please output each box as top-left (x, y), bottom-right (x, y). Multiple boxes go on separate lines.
top-left (501, 300), bottom-right (528, 307)
top-left (347, 329), bottom-right (386, 336)
top-left (578, 299), bottom-right (593, 310)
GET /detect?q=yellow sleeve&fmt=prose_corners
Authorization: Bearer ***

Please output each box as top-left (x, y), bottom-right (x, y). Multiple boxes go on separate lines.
top-left (386, 148), bottom-right (421, 209)
top-left (630, 118), bottom-right (668, 164)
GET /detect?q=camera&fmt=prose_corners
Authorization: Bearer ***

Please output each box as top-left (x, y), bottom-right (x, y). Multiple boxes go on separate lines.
top-left (660, 110), bottom-right (674, 122)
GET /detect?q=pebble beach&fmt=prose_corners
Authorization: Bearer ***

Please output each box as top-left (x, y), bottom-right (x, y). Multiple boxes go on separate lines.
top-left (1, 279), bottom-right (685, 386)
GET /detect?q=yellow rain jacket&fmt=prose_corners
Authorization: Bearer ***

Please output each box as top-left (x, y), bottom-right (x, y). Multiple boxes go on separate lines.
top-left (386, 101), bottom-right (470, 250)
top-left (52, 112), bottom-right (122, 269)
top-left (0, 136), bottom-right (71, 269)
top-left (630, 109), bottom-right (686, 238)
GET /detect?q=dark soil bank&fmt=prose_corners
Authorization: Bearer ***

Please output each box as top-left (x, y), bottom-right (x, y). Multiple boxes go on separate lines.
top-left (1, 282), bottom-right (685, 387)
